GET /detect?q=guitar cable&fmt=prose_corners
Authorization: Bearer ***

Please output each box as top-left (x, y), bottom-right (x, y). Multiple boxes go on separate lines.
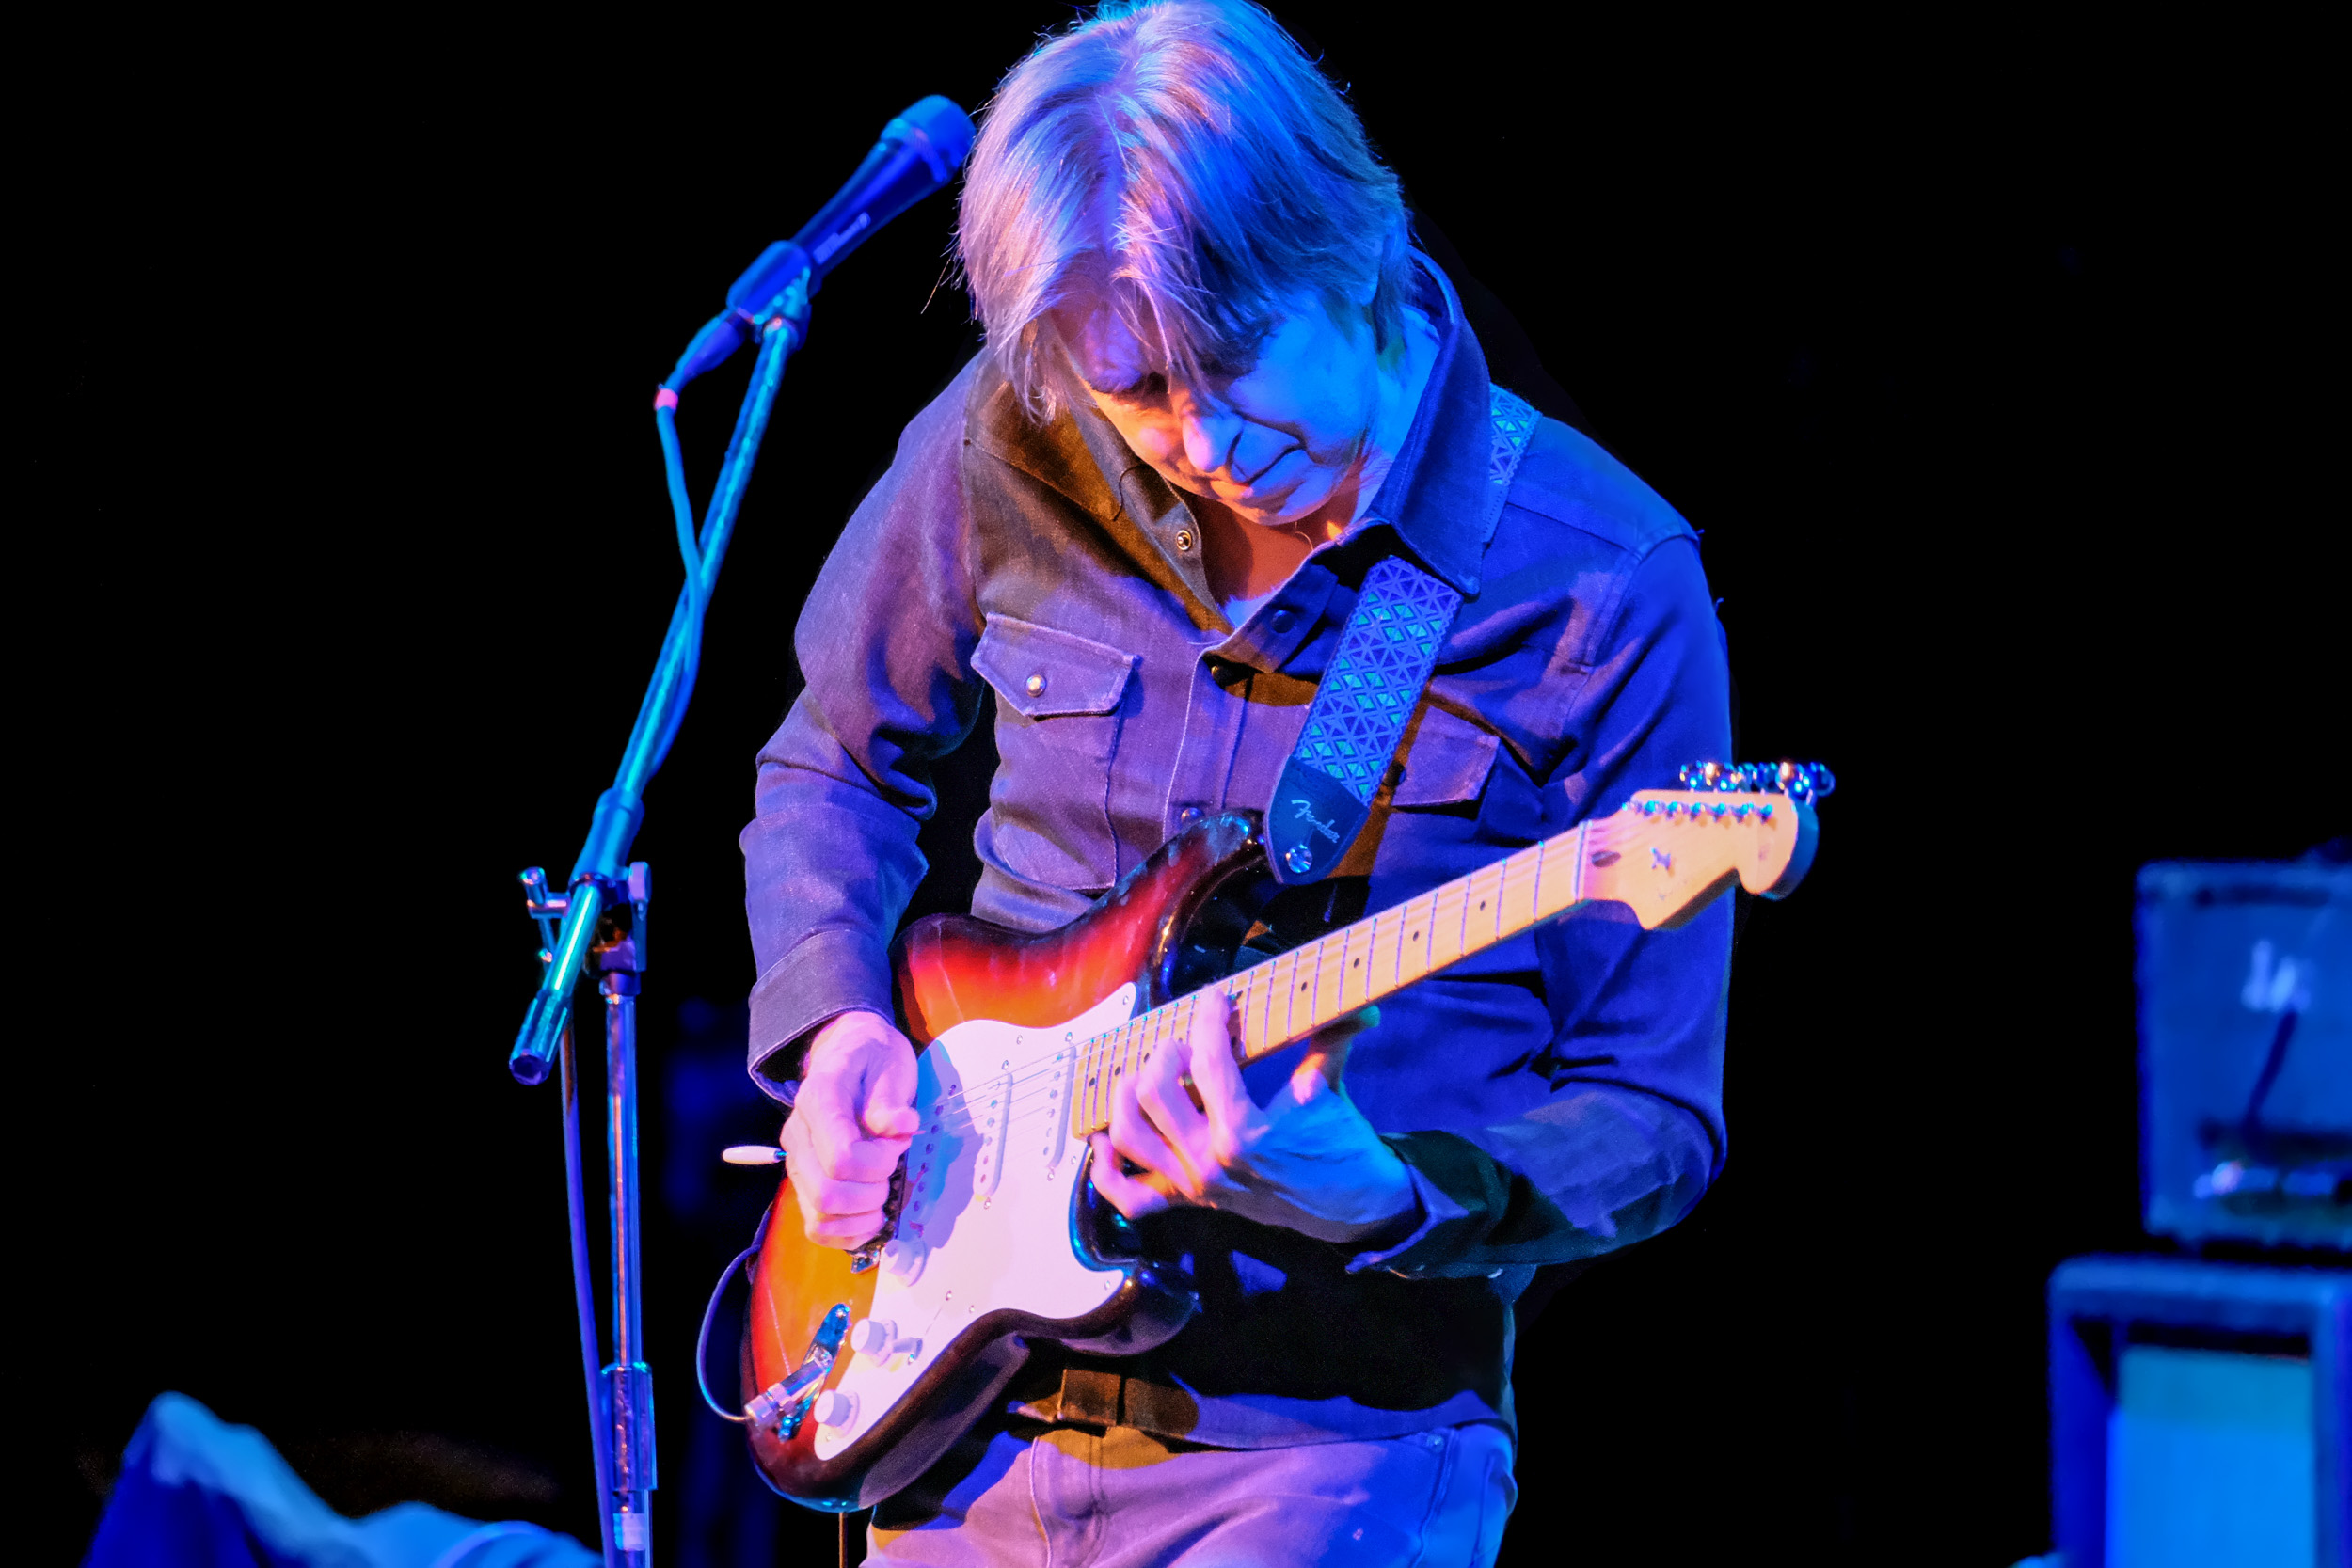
top-left (698, 1232), bottom-right (863, 1568)
top-left (694, 1243), bottom-right (761, 1424)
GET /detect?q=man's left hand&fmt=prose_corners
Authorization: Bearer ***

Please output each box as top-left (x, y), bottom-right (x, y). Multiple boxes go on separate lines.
top-left (1088, 990), bottom-right (1420, 1247)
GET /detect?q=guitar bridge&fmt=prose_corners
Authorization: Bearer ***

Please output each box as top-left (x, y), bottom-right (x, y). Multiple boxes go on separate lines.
top-left (746, 1302), bottom-right (850, 1436)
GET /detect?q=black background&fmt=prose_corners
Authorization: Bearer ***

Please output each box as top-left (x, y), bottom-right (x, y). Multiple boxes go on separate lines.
top-left (24, 8), bottom-right (2340, 1565)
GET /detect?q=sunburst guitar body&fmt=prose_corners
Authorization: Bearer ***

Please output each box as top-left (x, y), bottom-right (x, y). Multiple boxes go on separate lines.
top-left (741, 765), bottom-right (1828, 1509)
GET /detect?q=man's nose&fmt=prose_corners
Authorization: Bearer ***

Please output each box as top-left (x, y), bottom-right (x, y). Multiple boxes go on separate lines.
top-left (1173, 389), bottom-right (1244, 477)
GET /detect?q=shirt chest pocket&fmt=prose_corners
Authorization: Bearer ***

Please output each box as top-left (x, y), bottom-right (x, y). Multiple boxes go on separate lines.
top-left (972, 613), bottom-right (1138, 765)
top-left (1391, 705), bottom-right (1501, 811)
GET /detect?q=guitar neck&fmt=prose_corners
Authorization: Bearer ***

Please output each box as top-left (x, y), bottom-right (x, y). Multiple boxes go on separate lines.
top-left (1068, 819), bottom-right (1606, 1138)
top-left (1063, 777), bottom-right (1820, 1141)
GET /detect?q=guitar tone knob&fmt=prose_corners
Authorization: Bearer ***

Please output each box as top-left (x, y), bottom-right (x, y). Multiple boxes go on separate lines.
top-left (850, 1317), bottom-right (897, 1356)
top-left (811, 1389), bottom-right (858, 1429)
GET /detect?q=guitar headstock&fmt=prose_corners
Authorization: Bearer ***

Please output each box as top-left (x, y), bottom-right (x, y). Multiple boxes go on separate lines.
top-left (1582, 760), bottom-right (1832, 929)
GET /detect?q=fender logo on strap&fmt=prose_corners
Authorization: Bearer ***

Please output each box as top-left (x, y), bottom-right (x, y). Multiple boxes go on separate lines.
top-left (1289, 800), bottom-right (1344, 845)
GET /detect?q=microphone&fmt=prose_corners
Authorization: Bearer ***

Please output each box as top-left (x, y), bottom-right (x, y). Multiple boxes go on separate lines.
top-left (669, 95), bottom-right (977, 388)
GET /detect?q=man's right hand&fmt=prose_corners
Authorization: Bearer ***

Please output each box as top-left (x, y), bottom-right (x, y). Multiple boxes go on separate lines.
top-left (780, 1008), bottom-right (921, 1249)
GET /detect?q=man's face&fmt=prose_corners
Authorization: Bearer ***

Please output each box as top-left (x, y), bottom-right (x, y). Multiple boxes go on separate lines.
top-left (1056, 290), bottom-right (1384, 531)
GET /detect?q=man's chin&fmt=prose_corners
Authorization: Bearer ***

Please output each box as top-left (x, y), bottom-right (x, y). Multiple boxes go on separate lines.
top-left (1217, 481), bottom-right (1332, 530)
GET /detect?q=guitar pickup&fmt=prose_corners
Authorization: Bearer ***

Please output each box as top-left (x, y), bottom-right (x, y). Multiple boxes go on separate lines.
top-left (746, 1302), bottom-right (850, 1436)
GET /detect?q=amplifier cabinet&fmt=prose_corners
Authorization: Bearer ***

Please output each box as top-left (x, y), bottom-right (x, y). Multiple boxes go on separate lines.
top-left (2050, 1256), bottom-right (2348, 1568)
top-left (2137, 861), bottom-right (2349, 1251)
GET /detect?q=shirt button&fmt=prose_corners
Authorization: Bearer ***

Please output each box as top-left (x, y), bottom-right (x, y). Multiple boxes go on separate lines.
top-left (1268, 610), bottom-right (1294, 633)
top-left (1025, 673), bottom-right (1046, 697)
top-left (1174, 528), bottom-right (1196, 553)
top-left (1177, 805), bottom-right (1204, 826)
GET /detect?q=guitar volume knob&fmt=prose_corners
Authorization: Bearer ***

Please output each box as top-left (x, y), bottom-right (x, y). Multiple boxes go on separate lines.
top-left (812, 1389), bottom-right (858, 1429)
top-left (850, 1317), bottom-right (897, 1356)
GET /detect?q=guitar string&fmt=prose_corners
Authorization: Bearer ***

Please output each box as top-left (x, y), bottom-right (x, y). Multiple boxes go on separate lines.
top-left (882, 815), bottom-right (1733, 1167)
top-left (905, 824), bottom-right (1609, 1129)
top-left (901, 810), bottom-right (1738, 1130)
top-left (915, 882), bottom-right (1501, 1136)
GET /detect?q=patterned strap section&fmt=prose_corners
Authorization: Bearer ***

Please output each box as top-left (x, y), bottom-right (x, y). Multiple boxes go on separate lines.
top-left (1264, 387), bottom-right (1539, 884)
top-left (1488, 385), bottom-right (1537, 491)
top-left (1294, 557), bottom-right (1462, 807)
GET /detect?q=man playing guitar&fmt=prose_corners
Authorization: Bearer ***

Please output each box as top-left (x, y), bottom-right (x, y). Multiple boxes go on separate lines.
top-left (743, 3), bottom-right (1736, 1561)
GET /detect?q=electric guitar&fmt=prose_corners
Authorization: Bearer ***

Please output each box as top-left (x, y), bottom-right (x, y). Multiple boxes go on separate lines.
top-left (738, 761), bottom-right (1830, 1509)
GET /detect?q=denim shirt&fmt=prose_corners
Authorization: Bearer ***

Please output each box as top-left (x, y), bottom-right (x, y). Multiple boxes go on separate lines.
top-left (742, 260), bottom-right (1733, 1447)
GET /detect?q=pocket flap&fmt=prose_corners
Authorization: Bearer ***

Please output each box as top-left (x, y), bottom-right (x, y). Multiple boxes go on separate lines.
top-left (1392, 706), bottom-right (1500, 807)
top-left (973, 614), bottom-right (1138, 719)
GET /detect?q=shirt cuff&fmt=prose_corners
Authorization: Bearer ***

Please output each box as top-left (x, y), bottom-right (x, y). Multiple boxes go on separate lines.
top-left (1343, 1159), bottom-right (1471, 1275)
top-left (746, 927), bottom-right (898, 1105)
top-left (1348, 1131), bottom-right (1517, 1278)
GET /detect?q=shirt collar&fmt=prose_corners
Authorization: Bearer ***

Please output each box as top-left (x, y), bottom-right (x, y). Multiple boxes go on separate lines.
top-left (1342, 252), bottom-right (1499, 598)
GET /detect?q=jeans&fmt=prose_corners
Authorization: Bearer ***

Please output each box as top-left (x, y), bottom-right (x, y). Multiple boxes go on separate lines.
top-left (868, 1420), bottom-right (1517, 1567)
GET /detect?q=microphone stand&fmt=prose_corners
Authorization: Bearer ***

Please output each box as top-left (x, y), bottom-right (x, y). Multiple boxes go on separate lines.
top-left (511, 268), bottom-right (813, 1568)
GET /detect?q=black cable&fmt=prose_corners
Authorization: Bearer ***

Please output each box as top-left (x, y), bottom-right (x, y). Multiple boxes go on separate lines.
top-left (694, 1244), bottom-right (761, 1423)
top-left (2238, 1006), bottom-right (2300, 1161)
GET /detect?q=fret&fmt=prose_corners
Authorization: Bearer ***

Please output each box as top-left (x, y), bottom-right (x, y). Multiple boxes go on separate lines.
top-left (1369, 907), bottom-right (1402, 1001)
top-left (1363, 911), bottom-right (1392, 1006)
top-left (1082, 1036), bottom-right (1098, 1134)
top-left (1244, 953), bottom-right (1272, 1064)
top-left (1462, 863), bottom-right (1503, 953)
top-left (1294, 932), bottom-right (1325, 1035)
top-left (1097, 1025), bottom-right (1117, 1131)
top-left (1095, 1027), bottom-right (1112, 1131)
top-left (1396, 890), bottom-right (1437, 987)
top-left (1337, 918), bottom-right (1367, 1012)
top-left (1273, 947), bottom-right (1304, 1058)
top-left (1142, 1002), bottom-right (1168, 1078)
top-left (1549, 823), bottom-right (1585, 916)
top-left (1321, 928), bottom-right (1352, 1026)
top-left (1289, 940), bottom-right (1316, 1042)
top-left (1073, 1029), bottom-right (1096, 1142)
top-left (1081, 1034), bottom-right (1102, 1133)
top-left (1498, 845), bottom-right (1540, 933)
top-left (1306, 928), bottom-right (1337, 1032)
top-left (1379, 905), bottom-right (1406, 994)
top-left (1425, 879), bottom-right (1468, 970)
top-left (1226, 965), bottom-right (1258, 1060)
top-left (1283, 937), bottom-right (1312, 1042)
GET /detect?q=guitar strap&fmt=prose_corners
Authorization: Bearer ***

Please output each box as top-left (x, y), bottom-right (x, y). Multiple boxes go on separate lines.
top-left (1265, 385), bottom-right (1539, 884)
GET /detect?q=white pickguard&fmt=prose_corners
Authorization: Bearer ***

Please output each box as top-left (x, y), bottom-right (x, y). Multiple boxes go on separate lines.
top-left (813, 984), bottom-right (1138, 1460)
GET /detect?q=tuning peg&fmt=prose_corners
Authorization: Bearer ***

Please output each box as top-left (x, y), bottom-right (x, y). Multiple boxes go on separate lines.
top-left (1772, 761), bottom-right (1836, 802)
top-left (723, 1145), bottom-right (787, 1165)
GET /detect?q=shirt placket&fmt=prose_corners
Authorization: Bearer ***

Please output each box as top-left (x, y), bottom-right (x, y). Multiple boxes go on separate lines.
top-left (1156, 570), bottom-right (1334, 841)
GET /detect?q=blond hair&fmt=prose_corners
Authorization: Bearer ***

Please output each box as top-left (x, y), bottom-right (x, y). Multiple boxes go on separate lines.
top-left (957, 0), bottom-right (1413, 419)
